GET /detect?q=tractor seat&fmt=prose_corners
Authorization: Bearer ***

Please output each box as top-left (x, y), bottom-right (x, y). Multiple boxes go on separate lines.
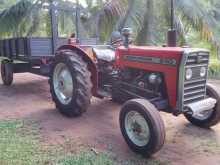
top-left (93, 47), bottom-right (115, 62)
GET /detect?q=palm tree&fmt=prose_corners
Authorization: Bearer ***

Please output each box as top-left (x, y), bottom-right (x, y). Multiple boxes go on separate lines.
top-left (0, 0), bottom-right (219, 50)
top-left (0, 0), bottom-right (81, 38)
top-left (0, 0), bottom-right (34, 37)
top-left (101, 0), bottom-right (219, 46)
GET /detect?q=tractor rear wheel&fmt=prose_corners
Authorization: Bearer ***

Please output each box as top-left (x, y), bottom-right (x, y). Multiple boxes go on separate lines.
top-left (49, 50), bottom-right (92, 117)
top-left (184, 84), bottom-right (220, 128)
top-left (119, 99), bottom-right (165, 156)
top-left (1, 60), bottom-right (13, 86)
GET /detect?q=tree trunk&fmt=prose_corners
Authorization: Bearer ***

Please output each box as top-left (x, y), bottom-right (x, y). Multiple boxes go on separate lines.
top-left (136, 0), bottom-right (155, 45)
top-left (117, 0), bottom-right (134, 31)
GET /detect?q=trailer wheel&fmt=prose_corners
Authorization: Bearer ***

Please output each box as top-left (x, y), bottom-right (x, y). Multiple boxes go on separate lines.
top-left (119, 99), bottom-right (165, 156)
top-left (1, 60), bottom-right (13, 86)
top-left (184, 84), bottom-right (220, 128)
top-left (49, 50), bottom-right (92, 117)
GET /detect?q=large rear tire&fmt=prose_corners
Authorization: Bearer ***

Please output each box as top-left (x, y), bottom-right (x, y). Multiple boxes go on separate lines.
top-left (184, 84), bottom-right (220, 128)
top-left (119, 99), bottom-right (165, 156)
top-left (1, 60), bottom-right (13, 86)
top-left (49, 50), bottom-right (92, 117)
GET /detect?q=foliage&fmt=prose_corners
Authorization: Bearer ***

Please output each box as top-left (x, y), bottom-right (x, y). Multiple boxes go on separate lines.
top-left (0, 0), bottom-right (81, 38)
top-left (209, 59), bottom-right (220, 79)
top-left (0, 0), bottom-right (18, 10)
top-left (0, 0), bottom-right (220, 45)
top-left (0, 0), bottom-right (33, 37)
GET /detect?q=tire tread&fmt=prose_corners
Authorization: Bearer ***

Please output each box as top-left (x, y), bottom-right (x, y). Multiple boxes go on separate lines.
top-left (49, 50), bottom-right (92, 117)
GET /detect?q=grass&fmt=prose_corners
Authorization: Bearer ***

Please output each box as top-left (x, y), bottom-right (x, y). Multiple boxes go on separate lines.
top-left (0, 120), bottom-right (50, 165)
top-left (0, 119), bottom-right (166, 165)
top-left (0, 120), bottom-right (116, 165)
top-left (57, 152), bottom-right (116, 165)
top-left (182, 130), bottom-right (220, 155)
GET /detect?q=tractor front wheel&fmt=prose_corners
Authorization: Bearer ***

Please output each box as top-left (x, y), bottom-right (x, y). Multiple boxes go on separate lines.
top-left (1, 60), bottom-right (13, 86)
top-left (119, 99), bottom-right (166, 157)
top-left (184, 84), bottom-right (220, 128)
top-left (49, 50), bottom-right (92, 117)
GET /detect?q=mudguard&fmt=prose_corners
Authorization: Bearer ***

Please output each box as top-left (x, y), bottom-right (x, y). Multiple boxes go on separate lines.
top-left (57, 45), bottom-right (98, 96)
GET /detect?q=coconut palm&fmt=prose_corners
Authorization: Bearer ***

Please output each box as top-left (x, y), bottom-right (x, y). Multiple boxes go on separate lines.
top-left (99, 0), bottom-right (220, 45)
top-left (0, 0), bottom-right (34, 37)
top-left (0, 0), bottom-right (219, 49)
top-left (0, 0), bottom-right (81, 37)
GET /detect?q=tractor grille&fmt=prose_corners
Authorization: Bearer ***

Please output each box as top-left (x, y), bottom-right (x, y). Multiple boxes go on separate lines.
top-left (183, 52), bottom-right (209, 107)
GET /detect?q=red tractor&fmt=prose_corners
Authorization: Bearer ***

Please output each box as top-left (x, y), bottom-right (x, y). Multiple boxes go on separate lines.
top-left (1, 1), bottom-right (220, 157)
top-left (49, 27), bottom-right (220, 156)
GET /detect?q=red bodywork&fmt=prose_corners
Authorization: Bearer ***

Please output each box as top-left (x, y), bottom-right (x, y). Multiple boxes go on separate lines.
top-left (58, 43), bottom-right (185, 110)
top-left (116, 46), bottom-right (185, 109)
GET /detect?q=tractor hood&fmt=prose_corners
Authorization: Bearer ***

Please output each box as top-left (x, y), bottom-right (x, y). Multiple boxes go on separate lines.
top-left (118, 45), bottom-right (209, 57)
top-left (117, 46), bottom-right (209, 61)
top-left (118, 46), bottom-right (184, 57)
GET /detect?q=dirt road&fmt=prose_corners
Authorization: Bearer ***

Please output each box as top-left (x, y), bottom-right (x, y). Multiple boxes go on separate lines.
top-left (0, 73), bottom-right (220, 165)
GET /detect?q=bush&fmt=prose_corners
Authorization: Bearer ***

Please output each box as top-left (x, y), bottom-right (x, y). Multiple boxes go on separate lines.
top-left (209, 59), bottom-right (220, 79)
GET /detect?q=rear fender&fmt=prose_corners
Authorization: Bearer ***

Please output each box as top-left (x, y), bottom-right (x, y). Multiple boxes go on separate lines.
top-left (57, 45), bottom-right (98, 96)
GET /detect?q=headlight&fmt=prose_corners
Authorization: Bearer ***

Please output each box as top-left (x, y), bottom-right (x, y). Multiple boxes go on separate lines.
top-left (200, 67), bottom-right (206, 77)
top-left (185, 68), bottom-right (193, 80)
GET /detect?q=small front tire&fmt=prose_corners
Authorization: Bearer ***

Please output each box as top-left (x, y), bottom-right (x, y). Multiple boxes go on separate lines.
top-left (119, 99), bottom-right (166, 156)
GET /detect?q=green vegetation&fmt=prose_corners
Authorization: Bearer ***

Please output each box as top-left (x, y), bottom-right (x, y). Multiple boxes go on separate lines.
top-left (57, 152), bottom-right (115, 165)
top-left (0, 120), bottom-right (48, 165)
top-left (0, 0), bottom-right (220, 44)
top-left (0, 119), bottom-right (166, 165)
top-left (0, 120), bottom-right (114, 165)
top-left (209, 59), bottom-right (220, 79)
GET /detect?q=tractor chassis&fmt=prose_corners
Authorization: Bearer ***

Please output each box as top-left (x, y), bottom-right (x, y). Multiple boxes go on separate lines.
top-left (114, 81), bottom-right (169, 111)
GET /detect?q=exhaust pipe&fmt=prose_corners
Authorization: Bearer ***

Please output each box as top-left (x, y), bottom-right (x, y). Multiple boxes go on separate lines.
top-left (167, 0), bottom-right (177, 47)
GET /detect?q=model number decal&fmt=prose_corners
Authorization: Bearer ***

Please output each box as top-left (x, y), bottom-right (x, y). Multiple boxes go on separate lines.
top-left (123, 55), bottom-right (177, 66)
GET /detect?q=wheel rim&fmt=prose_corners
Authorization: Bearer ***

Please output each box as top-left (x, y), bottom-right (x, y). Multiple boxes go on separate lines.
top-left (125, 111), bottom-right (150, 147)
top-left (53, 63), bottom-right (73, 105)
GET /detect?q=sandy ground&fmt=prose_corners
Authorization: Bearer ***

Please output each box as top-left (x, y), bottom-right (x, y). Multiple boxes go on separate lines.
top-left (1, 73), bottom-right (220, 165)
